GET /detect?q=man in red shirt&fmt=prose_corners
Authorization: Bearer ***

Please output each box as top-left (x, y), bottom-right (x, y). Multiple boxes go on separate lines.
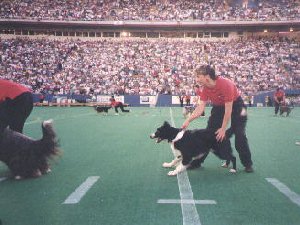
top-left (110, 96), bottom-right (130, 115)
top-left (273, 87), bottom-right (285, 116)
top-left (182, 65), bottom-right (253, 172)
top-left (0, 79), bottom-right (33, 133)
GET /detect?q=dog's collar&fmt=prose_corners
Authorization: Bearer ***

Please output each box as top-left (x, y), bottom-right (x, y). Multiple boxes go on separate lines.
top-left (171, 130), bottom-right (185, 143)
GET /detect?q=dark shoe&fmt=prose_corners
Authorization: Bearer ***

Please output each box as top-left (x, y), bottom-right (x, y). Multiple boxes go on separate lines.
top-left (245, 166), bottom-right (254, 173)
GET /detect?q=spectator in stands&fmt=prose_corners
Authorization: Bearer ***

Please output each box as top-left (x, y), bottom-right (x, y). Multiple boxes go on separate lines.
top-left (182, 65), bottom-right (254, 172)
top-left (274, 87), bottom-right (285, 116)
top-left (0, 79), bottom-right (33, 133)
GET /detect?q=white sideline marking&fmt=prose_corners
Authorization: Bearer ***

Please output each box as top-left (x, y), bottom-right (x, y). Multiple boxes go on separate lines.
top-left (63, 176), bottom-right (100, 204)
top-left (158, 199), bottom-right (217, 205)
top-left (266, 178), bottom-right (300, 207)
top-left (25, 113), bottom-right (94, 125)
top-left (169, 108), bottom-right (202, 225)
top-left (0, 177), bottom-right (7, 182)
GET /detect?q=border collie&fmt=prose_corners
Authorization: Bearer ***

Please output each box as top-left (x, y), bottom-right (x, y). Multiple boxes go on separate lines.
top-left (0, 120), bottom-right (60, 180)
top-left (150, 121), bottom-right (236, 176)
top-left (94, 105), bottom-right (112, 113)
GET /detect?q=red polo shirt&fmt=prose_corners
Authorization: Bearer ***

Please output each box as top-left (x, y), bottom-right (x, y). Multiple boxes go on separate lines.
top-left (274, 89), bottom-right (285, 100)
top-left (200, 77), bottom-right (239, 105)
top-left (0, 79), bottom-right (31, 103)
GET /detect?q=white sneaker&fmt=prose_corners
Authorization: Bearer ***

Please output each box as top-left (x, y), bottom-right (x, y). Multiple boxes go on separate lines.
top-left (115, 113), bottom-right (119, 116)
top-left (296, 141), bottom-right (300, 146)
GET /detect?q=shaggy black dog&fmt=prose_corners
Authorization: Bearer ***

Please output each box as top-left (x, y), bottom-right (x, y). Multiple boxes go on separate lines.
top-left (280, 104), bottom-right (293, 117)
top-left (0, 120), bottom-right (60, 180)
top-left (150, 121), bottom-right (236, 176)
top-left (94, 105), bottom-right (112, 113)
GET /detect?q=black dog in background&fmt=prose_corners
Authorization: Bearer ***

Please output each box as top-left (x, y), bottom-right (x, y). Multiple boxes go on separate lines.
top-left (0, 120), bottom-right (60, 179)
top-left (280, 103), bottom-right (294, 117)
top-left (94, 105), bottom-right (112, 113)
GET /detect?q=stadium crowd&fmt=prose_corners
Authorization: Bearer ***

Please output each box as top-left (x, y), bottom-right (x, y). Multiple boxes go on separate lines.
top-left (0, 0), bottom-right (299, 21)
top-left (1, 36), bottom-right (299, 97)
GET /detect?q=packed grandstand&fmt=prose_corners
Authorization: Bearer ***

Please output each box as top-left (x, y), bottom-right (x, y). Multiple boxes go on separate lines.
top-left (0, 0), bottom-right (299, 104)
top-left (0, 0), bottom-right (299, 21)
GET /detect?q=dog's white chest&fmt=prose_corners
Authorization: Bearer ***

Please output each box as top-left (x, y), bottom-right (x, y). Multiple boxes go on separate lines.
top-left (171, 130), bottom-right (185, 156)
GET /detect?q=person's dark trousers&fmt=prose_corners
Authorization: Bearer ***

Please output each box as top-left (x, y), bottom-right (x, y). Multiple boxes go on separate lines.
top-left (115, 103), bottom-right (129, 113)
top-left (198, 97), bottom-right (253, 168)
top-left (274, 101), bottom-right (281, 115)
top-left (0, 92), bottom-right (33, 133)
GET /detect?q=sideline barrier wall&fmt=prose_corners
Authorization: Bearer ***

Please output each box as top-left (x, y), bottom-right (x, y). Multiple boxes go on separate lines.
top-left (33, 91), bottom-right (300, 107)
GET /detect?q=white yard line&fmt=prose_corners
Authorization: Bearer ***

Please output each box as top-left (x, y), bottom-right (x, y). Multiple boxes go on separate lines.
top-left (63, 176), bottom-right (100, 204)
top-left (0, 177), bottom-right (7, 182)
top-left (158, 199), bottom-right (216, 205)
top-left (169, 108), bottom-right (202, 225)
top-left (266, 178), bottom-right (300, 207)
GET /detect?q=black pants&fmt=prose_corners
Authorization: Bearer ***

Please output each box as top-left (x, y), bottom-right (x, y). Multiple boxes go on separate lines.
top-left (274, 100), bottom-right (283, 115)
top-left (114, 103), bottom-right (129, 113)
top-left (198, 97), bottom-right (253, 168)
top-left (0, 92), bottom-right (33, 133)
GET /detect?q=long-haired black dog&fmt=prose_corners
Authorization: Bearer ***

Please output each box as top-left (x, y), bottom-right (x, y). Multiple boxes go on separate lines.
top-left (150, 121), bottom-right (236, 176)
top-left (0, 120), bottom-right (60, 180)
top-left (94, 105), bottom-right (112, 113)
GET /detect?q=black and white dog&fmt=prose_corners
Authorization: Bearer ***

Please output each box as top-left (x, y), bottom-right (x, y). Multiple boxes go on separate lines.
top-left (0, 120), bottom-right (60, 180)
top-left (94, 105), bottom-right (112, 113)
top-left (150, 121), bottom-right (236, 176)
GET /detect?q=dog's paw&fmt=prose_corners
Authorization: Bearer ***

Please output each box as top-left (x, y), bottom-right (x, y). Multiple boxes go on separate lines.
top-left (229, 169), bottom-right (237, 173)
top-left (221, 162), bottom-right (229, 168)
top-left (163, 162), bottom-right (173, 168)
top-left (167, 170), bottom-right (178, 176)
top-left (33, 169), bottom-right (42, 178)
top-left (43, 119), bottom-right (53, 126)
top-left (14, 175), bottom-right (23, 180)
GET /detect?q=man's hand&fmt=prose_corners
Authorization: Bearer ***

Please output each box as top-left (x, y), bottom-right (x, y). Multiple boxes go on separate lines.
top-left (215, 128), bottom-right (226, 142)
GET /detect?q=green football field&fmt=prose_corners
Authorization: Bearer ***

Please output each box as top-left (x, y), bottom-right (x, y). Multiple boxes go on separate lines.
top-left (0, 106), bottom-right (300, 225)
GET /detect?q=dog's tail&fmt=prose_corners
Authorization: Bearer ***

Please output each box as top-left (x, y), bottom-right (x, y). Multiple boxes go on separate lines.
top-left (41, 119), bottom-right (60, 157)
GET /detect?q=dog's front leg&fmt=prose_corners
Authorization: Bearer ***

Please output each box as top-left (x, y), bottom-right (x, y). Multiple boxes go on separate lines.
top-left (168, 162), bottom-right (187, 176)
top-left (163, 156), bottom-right (181, 168)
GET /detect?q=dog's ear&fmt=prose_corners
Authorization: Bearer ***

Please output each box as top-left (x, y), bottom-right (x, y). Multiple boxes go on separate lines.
top-left (163, 121), bottom-right (171, 127)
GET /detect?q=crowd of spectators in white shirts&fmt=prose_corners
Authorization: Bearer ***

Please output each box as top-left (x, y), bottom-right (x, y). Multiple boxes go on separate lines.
top-left (0, 0), bottom-right (299, 21)
top-left (1, 36), bottom-right (299, 98)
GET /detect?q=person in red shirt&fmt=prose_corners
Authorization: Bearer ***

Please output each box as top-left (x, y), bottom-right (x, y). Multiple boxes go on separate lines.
top-left (110, 96), bottom-right (130, 115)
top-left (182, 65), bottom-right (253, 172)
top-left (184, 94), bottom-right (191, 106)
top-left (273, 87), bottom-right (285, 116)
top-left (0, 79), bottom-right (33, 133)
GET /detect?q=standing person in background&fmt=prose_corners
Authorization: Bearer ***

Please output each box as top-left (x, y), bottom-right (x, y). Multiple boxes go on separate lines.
top-left (182, 65), bottom-right (254, 173)
top-left (179, 95), bottom-right (184, 107)
top-left (0, 79), bottom-right (33, 133)
top-left (274, 87), bottom-right (285, 116)
top-left (110, 96), bottom-right (130, 115)
top-left (185, 94), bottom-right (191, 106)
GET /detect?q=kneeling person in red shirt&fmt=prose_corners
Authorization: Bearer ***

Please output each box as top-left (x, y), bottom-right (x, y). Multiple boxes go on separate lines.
top-left (0, 79), bottom-right (33, 133)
